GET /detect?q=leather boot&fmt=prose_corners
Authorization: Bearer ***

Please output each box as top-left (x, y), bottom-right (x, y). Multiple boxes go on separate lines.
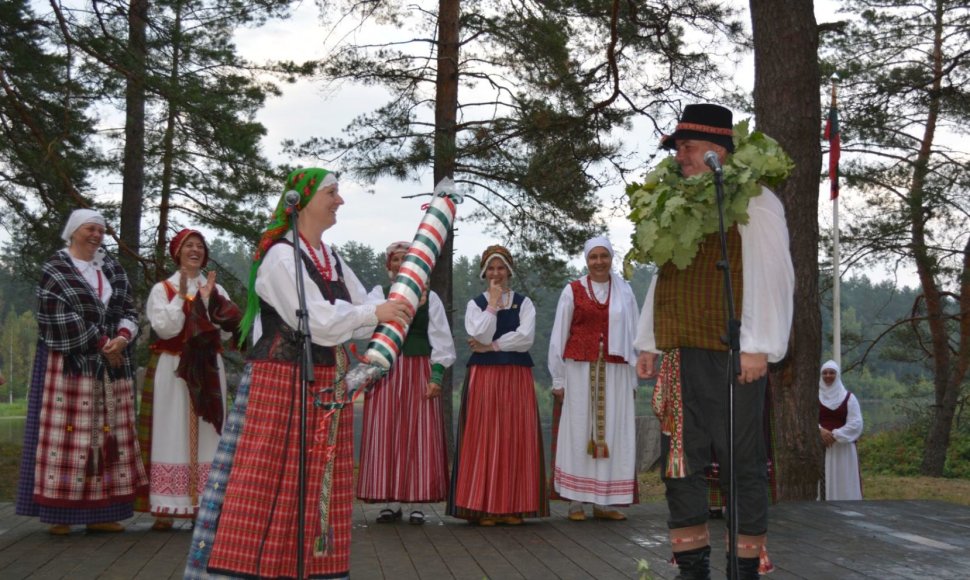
top-left (673, 546), bottom-right (711, 580)
top-left (738, 556), bottom-right (761, 580)
top-left (726, 554), bottom-right (761, 580)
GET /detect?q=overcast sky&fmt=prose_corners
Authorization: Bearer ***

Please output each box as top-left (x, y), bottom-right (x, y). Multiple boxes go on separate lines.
top-left (231, 0), bottom-right (883, 282)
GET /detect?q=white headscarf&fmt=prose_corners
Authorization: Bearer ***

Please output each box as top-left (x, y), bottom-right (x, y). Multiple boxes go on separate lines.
top-left (581, 236), bottom-right (637, 363)
top-left (583, 235), bottom-right (613, 258)
top-left (818, 359), bottom-right (849, 410)
top-left (61, 209), bottom-right (106, 244)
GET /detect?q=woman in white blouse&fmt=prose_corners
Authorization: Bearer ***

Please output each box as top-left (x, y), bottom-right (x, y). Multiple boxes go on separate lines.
top-left (135, 229), bottom-right (242, 531)
top-left (447, 244), bottom-right (549, 526)
top-left (185, 168), bottom-right (409, 580)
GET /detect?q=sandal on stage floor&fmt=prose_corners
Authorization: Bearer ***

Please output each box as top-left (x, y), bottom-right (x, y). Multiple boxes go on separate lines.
top-left (376, 508), bottom-right (402, 523)
top-left (409, 511), bottom-right (426, 525)
top-left (49, 524), bottom-right (71, 536)
top-left (152, 518), bottom-right (174, 531)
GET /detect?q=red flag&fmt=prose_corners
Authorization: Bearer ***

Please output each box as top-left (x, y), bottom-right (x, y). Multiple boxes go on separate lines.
top-left (824, 105), bottom-right (840, 200)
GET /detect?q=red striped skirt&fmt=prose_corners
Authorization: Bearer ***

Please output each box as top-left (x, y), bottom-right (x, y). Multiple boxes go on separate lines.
top-left (452, 365), bottom-right (548, 517)
top-left (206, 362), bottom-right (352, 578)
top-left (356, 355), bottom-right (448, 502)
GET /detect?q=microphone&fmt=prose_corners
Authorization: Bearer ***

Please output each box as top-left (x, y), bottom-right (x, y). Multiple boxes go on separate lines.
top-left (704, 151), bottom-right (723, 175)
top-left (284, 190), bottom-right (301, 207)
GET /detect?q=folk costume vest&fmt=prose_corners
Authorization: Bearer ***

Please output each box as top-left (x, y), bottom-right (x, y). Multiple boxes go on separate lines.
top-left (398, 287), bottom-right (431, 357)
top-left (819, 393), bottom-right (851, 431)
top-left (654, 227), bottom-right (743, 351)
top-left (466, 293), bottom-right (534, 368)
top-left (249, 240), bottom-right (350, 366)
top-left (563, 279), bottom-right (627, 364)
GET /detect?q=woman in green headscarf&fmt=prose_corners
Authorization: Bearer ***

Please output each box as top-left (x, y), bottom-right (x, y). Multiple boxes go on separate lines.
top-left (185, 168), bottom-right (411, 580)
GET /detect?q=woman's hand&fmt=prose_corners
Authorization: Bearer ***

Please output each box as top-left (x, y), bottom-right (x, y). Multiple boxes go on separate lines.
top-left (376, 300), bottom-right (412, 326)
top-left (486, 279), bottom-right (504, 308)
top-left (101, 337), bottom-right (128, 368)
top-left (552, 387), bottom-right (564, 402)
top-left (426, 382), bottom-right (441, 399)
top-left (198, 271), bottom-right (217, 301)
top-left (819, 427), bottom-right (836, 448)
top-left (467, 338), bottom-right (493, 353)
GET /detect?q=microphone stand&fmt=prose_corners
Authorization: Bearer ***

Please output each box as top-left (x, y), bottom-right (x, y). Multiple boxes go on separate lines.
top-left (712, 165), bottom-right (741, 580)
top-left (287, 196), bottom-right (314, 580)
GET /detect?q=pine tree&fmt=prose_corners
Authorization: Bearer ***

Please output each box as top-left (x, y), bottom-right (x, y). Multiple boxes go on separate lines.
top-left (819, 0), bottom-right (970, 476)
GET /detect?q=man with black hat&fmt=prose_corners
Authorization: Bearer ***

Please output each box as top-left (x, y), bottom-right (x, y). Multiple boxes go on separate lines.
top-left (634, 103), bottom-right (794, 579)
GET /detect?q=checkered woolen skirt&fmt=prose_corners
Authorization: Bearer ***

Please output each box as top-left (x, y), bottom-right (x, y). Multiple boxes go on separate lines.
top-left (16, 342), bottom-right (144, 524)
top-left (185, 361), bottom-right (352, 579)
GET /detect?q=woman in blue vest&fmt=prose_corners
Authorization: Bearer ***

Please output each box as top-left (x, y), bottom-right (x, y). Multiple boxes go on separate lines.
top-left (447, 244), bottom-right (549, 525)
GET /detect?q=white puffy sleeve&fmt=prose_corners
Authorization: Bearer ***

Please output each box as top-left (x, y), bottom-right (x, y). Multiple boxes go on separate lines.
top-left (738, 187), bottom-right (795, 362)
top-left (547, 284), bottom-right (575, 390)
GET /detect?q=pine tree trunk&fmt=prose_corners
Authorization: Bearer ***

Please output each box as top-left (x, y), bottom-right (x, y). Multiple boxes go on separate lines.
top-left (432, 0), bottom-right (460, 457)
top-left (749, 0), bottom-right (824, 500)
top-left (120, 0), bottom-right (149, 287)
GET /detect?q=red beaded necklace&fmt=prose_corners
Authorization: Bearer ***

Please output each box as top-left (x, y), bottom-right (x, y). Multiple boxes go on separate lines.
top-left (586, 275), bottom-right (611, 307)
top-left (299, 233), bottom-right (333, 279)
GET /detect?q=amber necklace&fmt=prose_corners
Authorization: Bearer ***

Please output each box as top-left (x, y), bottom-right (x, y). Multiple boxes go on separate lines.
top-left (586, 276), bottom-right (611, 307)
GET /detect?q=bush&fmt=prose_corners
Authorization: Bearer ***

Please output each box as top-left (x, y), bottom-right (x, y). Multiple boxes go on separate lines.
top-left (859, 422), bottom-right (970, 479)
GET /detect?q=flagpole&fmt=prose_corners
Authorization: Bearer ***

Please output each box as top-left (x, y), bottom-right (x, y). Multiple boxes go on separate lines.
top-left (830, 74), bottom-right (841, 367)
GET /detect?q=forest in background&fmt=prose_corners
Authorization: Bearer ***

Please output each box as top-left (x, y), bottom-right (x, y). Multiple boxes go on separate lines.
top-left (0, 237), bottom-right (936, 433)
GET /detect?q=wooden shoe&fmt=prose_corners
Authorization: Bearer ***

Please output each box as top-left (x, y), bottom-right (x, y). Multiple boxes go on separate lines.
top-left (151, 518), bottom-right (174, 531)
top-left (86, 522), bottom-right (125, 533)
top-left (501, 516), bottom-right (523, 525)
top-left (49, 524), bottom-right (71, 536)
top-left (592, 508), bottom-right (627, 521)
top-left (478, 517), bottom-right (497, 526)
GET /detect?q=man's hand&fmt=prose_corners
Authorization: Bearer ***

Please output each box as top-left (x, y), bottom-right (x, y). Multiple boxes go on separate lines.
top-left (637, 352), bottom-right (658, 380)
top-left (738, 352), bottom-right (768, 384)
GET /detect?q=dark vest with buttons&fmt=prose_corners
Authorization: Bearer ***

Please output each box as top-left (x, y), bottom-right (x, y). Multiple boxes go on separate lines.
top-left (466, 293), bottom-right (533, 367)
top-left (248, 240), bottom-right (349, 366)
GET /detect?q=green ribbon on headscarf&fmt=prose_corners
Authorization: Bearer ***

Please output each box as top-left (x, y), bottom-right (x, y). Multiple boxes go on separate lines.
top-left (237, 167), bottom-right (337, 347)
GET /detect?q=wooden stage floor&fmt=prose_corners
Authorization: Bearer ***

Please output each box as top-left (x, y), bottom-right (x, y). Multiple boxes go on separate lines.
top-left (1, 499), bottom-right (968, 579)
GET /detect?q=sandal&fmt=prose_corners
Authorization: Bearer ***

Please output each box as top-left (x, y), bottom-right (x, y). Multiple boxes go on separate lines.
top-left (408, 511), bottom-right (426, 525)
top-left (376, 508), bottom-right (402, 523)
top-left (152, 518), bottom-right (174, 531)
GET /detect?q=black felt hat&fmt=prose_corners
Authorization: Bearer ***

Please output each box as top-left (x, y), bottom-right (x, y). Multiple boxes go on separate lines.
top-left (660, 103), bottom-right (735, 153)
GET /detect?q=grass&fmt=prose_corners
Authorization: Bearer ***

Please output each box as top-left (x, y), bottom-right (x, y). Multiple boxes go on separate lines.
top-left (0, 401), bottom-right (27, 417)
top-left (635, 466), bottom-right (970, 507)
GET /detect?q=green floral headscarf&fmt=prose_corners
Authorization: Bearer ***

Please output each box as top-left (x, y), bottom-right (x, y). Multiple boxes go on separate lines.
top-left (237, 167), bottom-right (338, 346)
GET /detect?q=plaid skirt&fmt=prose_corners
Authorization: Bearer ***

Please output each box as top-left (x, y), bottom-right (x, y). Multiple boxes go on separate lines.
top-left (186, 361), bottom-right (352, 579)
top-left (16, 343), bottom-right (146, 523)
